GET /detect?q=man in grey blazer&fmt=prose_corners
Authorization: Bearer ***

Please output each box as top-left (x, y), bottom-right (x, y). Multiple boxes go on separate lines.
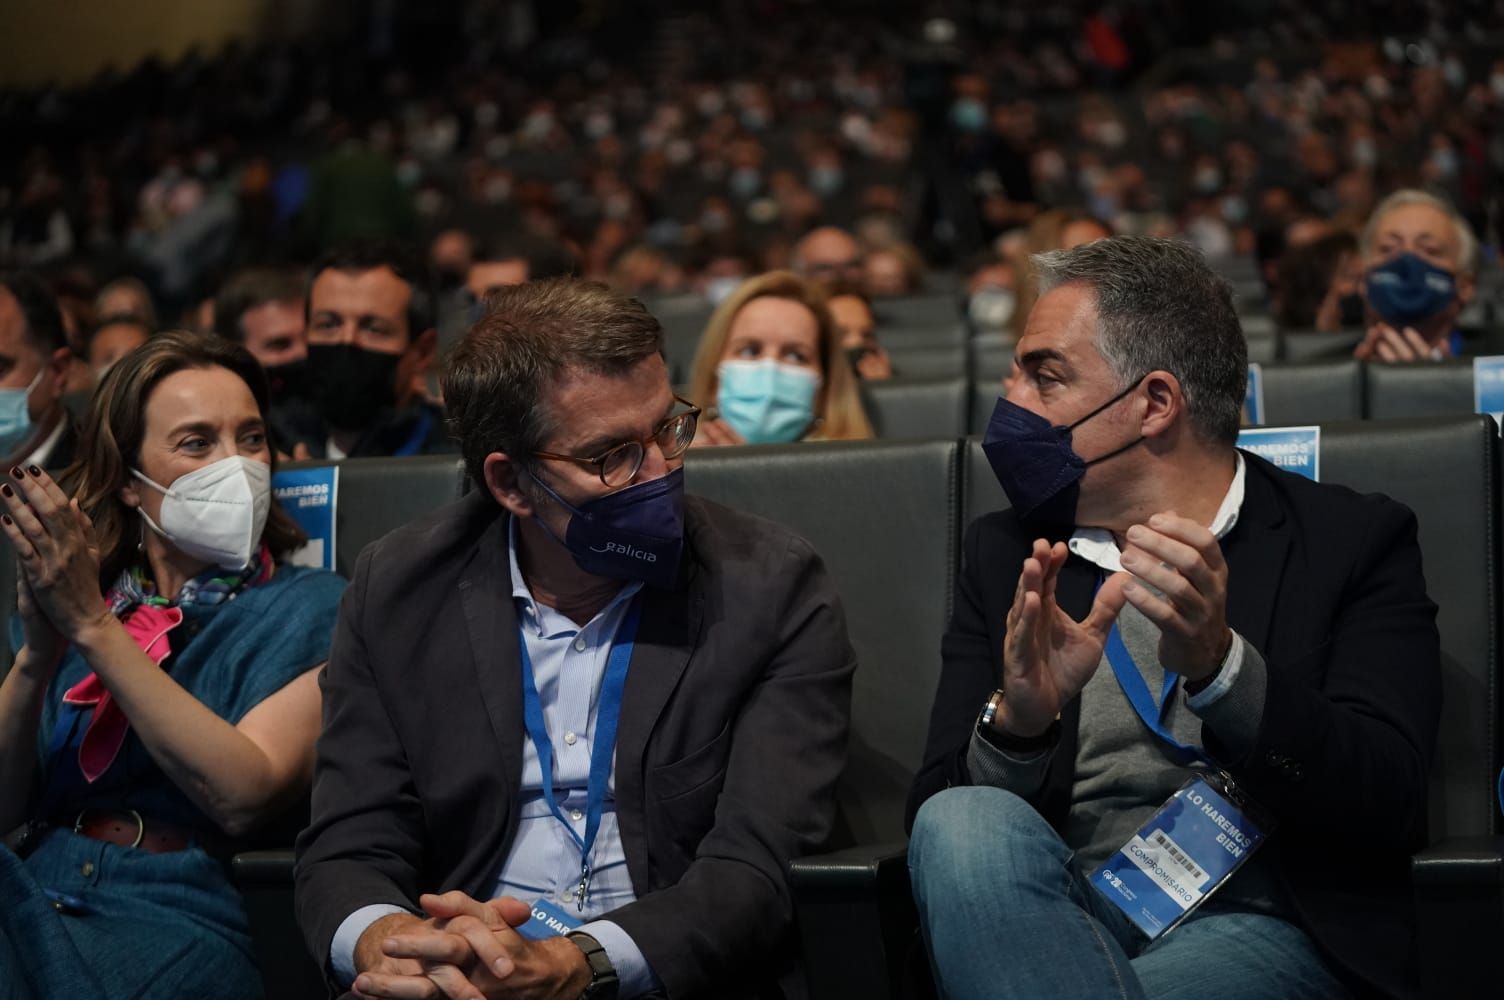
top-left (294, 279), bottom-right (855, 1000)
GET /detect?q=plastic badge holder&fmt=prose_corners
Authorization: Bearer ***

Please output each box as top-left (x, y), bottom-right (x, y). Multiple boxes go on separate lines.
top-left (1088, 771), bottom-right (1273, 940)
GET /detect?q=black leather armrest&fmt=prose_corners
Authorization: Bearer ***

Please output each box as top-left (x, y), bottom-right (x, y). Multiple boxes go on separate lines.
top-left (230, 848), bottom-right (296, 886)
top-left (1413, 837), bottom-right (1504, 1000)
top-left (791, 842), bottom-right (929, 1000)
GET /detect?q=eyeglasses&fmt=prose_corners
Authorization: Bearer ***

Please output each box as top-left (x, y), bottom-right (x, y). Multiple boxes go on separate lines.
top-left (533, 395), bottom-right (701, 487)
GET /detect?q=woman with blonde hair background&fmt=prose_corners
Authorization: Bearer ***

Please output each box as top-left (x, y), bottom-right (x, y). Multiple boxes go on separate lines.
top-left (687, 271), bottom-right (874, 446)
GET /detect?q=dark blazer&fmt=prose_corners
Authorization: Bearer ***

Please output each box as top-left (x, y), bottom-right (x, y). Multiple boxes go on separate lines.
top-left (909, 451), bottom-right (1441, 999)
top-left (295, 490), bottom-right (855, 998)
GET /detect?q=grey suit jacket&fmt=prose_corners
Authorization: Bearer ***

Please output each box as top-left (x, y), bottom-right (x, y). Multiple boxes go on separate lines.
top-left (294, 490), bottom-right (855, 998)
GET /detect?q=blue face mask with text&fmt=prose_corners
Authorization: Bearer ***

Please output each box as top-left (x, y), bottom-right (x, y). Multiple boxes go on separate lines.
top-left (1365, 251), bottom-right (1457, 327)
top-left (531, 467), bottom-right (685, 589)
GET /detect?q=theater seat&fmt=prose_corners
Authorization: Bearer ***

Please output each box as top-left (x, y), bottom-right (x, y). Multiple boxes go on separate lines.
top-left (874, 295), bottom-right (962, 331)
top-left (1279, 330), bottom-right (1364, 362)
top-left (861, 377), bottom-right (969, 440)
top-left (1364, 361), bottom-right (1476, 420)
top-left (232, 454), bottom-right (469, 1000)
top-left (1258, 360), bottom-right (1364, 424)
top-left (685, 439), bottom-right (959, 845)
top-left (886, 345), bottom-right (968, 380)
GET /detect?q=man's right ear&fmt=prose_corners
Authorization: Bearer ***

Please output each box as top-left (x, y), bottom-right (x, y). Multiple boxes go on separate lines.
top-left (482, 452), bottom-right (534, 518)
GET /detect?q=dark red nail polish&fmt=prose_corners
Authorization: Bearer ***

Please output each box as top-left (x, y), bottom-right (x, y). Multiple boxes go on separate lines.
top-left (1, 515), bottom-right (11, 526)
top-left (8, 467), bottom-right (21, 480)
top-left (1, 485), bottom-right (12, 498)
top-left (27, 465), bottom-right (40, 477)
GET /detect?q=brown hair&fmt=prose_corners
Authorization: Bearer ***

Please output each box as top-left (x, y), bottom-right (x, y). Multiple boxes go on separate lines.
top-left (61, 330), bottom-right (306, 588)
top-left (443, 278), bottom-right (665, 486)
top-left (687, 271), bottom-right (873, 441)
top-left (1011, 209), bottom-right (1113, 336)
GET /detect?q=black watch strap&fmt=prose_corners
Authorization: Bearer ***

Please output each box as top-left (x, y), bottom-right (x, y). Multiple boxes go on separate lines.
top-left (566, 932), bottom-right (620, 1000)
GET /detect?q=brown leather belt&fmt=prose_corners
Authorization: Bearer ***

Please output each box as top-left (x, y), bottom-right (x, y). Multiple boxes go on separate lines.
top-left (67, 807), bottom-right (193, 854)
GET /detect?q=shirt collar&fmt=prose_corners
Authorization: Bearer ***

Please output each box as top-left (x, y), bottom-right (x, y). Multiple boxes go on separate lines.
top-left (23, 416), bottom-right (66, 471)
top-left (507, 516), bottom-right (640, 636)
top-left (1067, 452), bottom-right (1245, 574)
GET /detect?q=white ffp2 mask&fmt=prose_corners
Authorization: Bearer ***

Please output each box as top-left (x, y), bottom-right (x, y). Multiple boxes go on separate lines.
top-left (132, 456), bottom-right (272, 570)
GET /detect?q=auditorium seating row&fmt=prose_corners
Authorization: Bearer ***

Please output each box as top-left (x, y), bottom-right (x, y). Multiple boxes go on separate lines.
top-left (225, 414), bottom-right (1498, 998)
top-left (865, 359), bottom-right (1504, 442)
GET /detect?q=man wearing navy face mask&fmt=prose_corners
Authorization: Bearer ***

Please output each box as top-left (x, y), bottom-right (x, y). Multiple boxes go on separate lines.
top-left (908, 237), bottom-right (1439, 999)
top-left (296, 279), bottom-right (854, 1000)
top-left (1353, 189), bottom-right (1479, 363)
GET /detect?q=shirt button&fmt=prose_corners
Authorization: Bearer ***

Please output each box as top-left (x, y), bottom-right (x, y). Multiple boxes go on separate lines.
top-left (573, 636), bottom-right (586, 652)
top-left (570, 809), bottom-right (584, 822)
top-left (80, 862), bottom-right (94, 877)
top-left (564, 731), bottom-right (578, 745)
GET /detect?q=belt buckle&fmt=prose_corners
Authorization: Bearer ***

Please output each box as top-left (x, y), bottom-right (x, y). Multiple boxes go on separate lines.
top-left (74, 807), bottom-right (145, 849)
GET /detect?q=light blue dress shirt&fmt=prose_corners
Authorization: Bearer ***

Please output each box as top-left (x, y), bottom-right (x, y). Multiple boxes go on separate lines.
top-left (331, 520), bottom-right (660, 995)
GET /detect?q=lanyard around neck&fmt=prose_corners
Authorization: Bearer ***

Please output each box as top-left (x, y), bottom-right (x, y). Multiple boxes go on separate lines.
top-left (516, 596), bottom-right (642, 909)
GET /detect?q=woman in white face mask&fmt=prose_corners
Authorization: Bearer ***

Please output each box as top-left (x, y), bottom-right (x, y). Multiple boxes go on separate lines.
top-left (686, 271), bottom-right (874, 447)
top-left (0, 330), bottom-right (345, 999)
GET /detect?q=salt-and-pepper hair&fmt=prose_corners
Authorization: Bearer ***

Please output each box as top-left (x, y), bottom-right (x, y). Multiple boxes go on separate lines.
top-left (1032, 236), bottom-right (1248, 445)
top-left (1360, 189), bottom-right (1479, 275)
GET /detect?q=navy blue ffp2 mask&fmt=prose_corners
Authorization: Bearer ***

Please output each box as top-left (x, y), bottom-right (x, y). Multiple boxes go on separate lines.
top-left (532, 467), bottom-right (686, 588)
top-left (1365, 251), bottom-right (1457, 328)
top-left (982, 377), bottom-right (1146, 526)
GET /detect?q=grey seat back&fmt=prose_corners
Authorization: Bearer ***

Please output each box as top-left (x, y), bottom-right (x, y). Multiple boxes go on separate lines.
top-left (1365, 362), bottom-right (1477, 420)
top-left (963, 416), bottom-right (1501, 841)
top-left (886, 345), bottom-right (967, 381)
top-left (879, 324), bottom-right (968, 351)
top-left (1319, 416), bottom-right (1501, 840)
top-left (685, 440), bottom-right (960, 843)
top-left (873, 295), bottom-right (961, 330)
top-left (1258, 361), bottom-right (1364, 424)
top-left (861, 377), bottom-right (968, 440)
top-left (971, 382), bottom-right (1005, 437)
top-left (1279, 330), bottom-right (1363, 363)
top-left (283, 455), bottom-right (469, 577)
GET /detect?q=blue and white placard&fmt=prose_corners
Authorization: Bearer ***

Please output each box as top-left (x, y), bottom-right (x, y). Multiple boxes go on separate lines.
top-left (1473, 356), bottom-right (1504, 428)
top-left (1237, 426), bottom-right (1319, 482)
top-left (272, 466), bottom-right (338, 570)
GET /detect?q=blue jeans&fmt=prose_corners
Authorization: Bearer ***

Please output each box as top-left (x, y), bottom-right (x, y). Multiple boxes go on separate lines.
top-left (909, 787), bottom-right (1351, 1000)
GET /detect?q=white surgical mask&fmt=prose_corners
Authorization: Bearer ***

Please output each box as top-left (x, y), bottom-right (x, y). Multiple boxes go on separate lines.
top-left (132, 455), bottom-right (271, 570)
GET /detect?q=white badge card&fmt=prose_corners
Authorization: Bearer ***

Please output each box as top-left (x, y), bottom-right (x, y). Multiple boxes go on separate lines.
top-left (1243, 363), bottom-right (1265, 426)
top-left (516, 897), bottom-right (583, 941)
top-left (1088, 775), bottom-right (1270, 940)
top-left (1237, 425), bottom-right (1319, 481)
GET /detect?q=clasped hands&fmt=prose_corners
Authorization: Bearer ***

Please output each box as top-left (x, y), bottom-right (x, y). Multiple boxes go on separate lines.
top-left (997, 512), bottom-right (1232, 739)
top-left (353, 892), bottom-right (590, 1000)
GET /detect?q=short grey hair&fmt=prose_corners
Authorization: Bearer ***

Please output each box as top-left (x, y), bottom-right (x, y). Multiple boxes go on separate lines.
top-left (1361, 189), bottom-right (1479, 275)
top-left (1033, 236), bottom-right (1247, 445)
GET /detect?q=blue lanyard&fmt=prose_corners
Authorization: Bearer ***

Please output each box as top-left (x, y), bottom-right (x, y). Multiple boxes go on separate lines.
top-left (517, 597), bottom-right (641, 911)
top-left (392, 407), bottom-right (434, 457)
top-left (1100, 586), bottom-right (1215, 768)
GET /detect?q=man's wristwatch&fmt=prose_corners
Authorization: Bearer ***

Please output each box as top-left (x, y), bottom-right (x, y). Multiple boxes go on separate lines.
top-left (566, 932), bottom-right (620, 1000)
top-left (977, 688), bottom-right (1060, 752)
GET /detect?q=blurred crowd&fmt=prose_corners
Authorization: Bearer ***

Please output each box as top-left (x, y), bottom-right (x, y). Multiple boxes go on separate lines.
top-left (0, 1), bottom-right (1500, 372)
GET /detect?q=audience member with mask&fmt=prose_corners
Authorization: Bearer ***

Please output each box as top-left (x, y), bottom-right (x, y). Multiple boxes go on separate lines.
top-left (0, 273), bottom-right (81, 473)
top-left (0, 331), bottom-right (344, 1000)
top-left (1353, 189), bottom-right (1479, 362)
top-left (295, 278), bottom-right (854, 1000)
top-left (827, 284), bottom-right (894, 380)
top-left (686, 271), bottom-right (873, 446)
top-left (274, 240), bottom-right (453, 459)
top-left (213, 268), bottom-right (312, 411)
